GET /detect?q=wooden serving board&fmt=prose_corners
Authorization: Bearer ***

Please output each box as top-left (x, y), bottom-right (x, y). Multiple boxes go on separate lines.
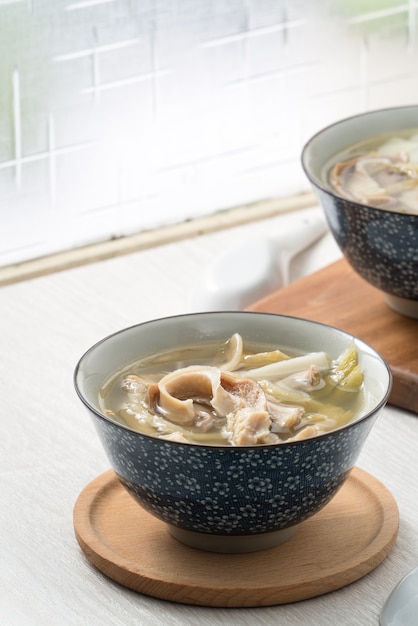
top-left (248, 259), bottom-right (418, 414)
top-left (73, 467), bottom-right (398, 608)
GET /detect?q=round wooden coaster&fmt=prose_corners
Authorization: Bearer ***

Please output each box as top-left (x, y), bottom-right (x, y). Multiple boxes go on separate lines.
top-left (73, 467), bottom-right (399, 608)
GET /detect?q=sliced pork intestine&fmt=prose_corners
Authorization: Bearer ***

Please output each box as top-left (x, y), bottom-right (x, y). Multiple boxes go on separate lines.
top-left (329, 152), bottom-right (418, 213)
top-left (221, 371), bottom-right (279, 445)
top-left (133, 357), bottom-right (335, 445)
top-left (145, 364), bottom-right (280, 445)
top-left (225, 407), bottom-right (278, 446)
top-left (220, 332), bottom-right (244, 371)
top-left (267, 400), bottom-right (304, 432)
top-left (146, 366), bottom-right (231, 426)
top-left (278, 364), bottom-right (325, 393)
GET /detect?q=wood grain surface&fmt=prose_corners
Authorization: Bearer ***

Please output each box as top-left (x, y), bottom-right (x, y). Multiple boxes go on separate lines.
top-left (73, 467), bottom-right (398, 608)
top-left (247, 259), bottom-right (418, 414)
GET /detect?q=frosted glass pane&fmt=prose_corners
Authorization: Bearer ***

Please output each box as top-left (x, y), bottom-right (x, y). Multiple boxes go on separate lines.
top-left (0, 0), bottom-right (417, 265)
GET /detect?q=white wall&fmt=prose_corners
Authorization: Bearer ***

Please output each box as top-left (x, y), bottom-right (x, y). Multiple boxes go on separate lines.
top-left (1, 0), bottom-right (418, 266)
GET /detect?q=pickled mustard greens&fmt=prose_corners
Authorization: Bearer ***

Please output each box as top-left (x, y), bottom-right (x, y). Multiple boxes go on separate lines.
top-left (327, 129), bottom-right (418, 214)
top-left (99, 334), bottom-right (365, 446)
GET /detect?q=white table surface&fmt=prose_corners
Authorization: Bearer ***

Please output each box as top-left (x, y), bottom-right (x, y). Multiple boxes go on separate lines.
top-left (1, 206), bottom-right (417, 626)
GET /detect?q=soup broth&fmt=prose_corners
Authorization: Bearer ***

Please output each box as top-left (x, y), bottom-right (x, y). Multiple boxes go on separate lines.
top-left (325, 128), bottom-right (418, 214)
top-left (99, 334), bottom-right (366, 446)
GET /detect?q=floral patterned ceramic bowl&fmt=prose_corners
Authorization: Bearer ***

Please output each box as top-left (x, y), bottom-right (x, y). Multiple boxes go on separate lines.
top-left (302, 106), bottom-right (418, 319)
top-left (74, 312), bottom-right (391, 553)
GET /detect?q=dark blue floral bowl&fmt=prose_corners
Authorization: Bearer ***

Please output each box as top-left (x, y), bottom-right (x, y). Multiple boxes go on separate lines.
top-left (302, 106), bottom-right (418, 319)
top-left (74, 312), bottom-right (391, 553)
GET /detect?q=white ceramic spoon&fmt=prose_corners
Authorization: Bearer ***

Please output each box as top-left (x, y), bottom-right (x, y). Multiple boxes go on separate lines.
top-left (189, 213), bottom-right (327, 312)
top-left (380, 566), bottom-right (418, 626)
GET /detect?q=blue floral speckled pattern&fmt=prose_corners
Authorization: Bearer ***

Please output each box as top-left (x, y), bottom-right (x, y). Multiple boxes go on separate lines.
top-left (319, 189), bottom-right (418, 301)
top-left (93, 412), bottom-right (374, 536)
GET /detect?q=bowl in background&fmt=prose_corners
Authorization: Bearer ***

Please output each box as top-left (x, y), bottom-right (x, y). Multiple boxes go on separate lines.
top-left (74, 312), bottom-right (391, 553)
top-left (302, 106), bottom-right (418, 319)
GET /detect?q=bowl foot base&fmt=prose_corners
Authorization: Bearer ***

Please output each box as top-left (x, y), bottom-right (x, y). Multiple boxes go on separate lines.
top-left (168, 524), bottom-right (298, 553)
top-left (384, 294), bottom-right (418, 319)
